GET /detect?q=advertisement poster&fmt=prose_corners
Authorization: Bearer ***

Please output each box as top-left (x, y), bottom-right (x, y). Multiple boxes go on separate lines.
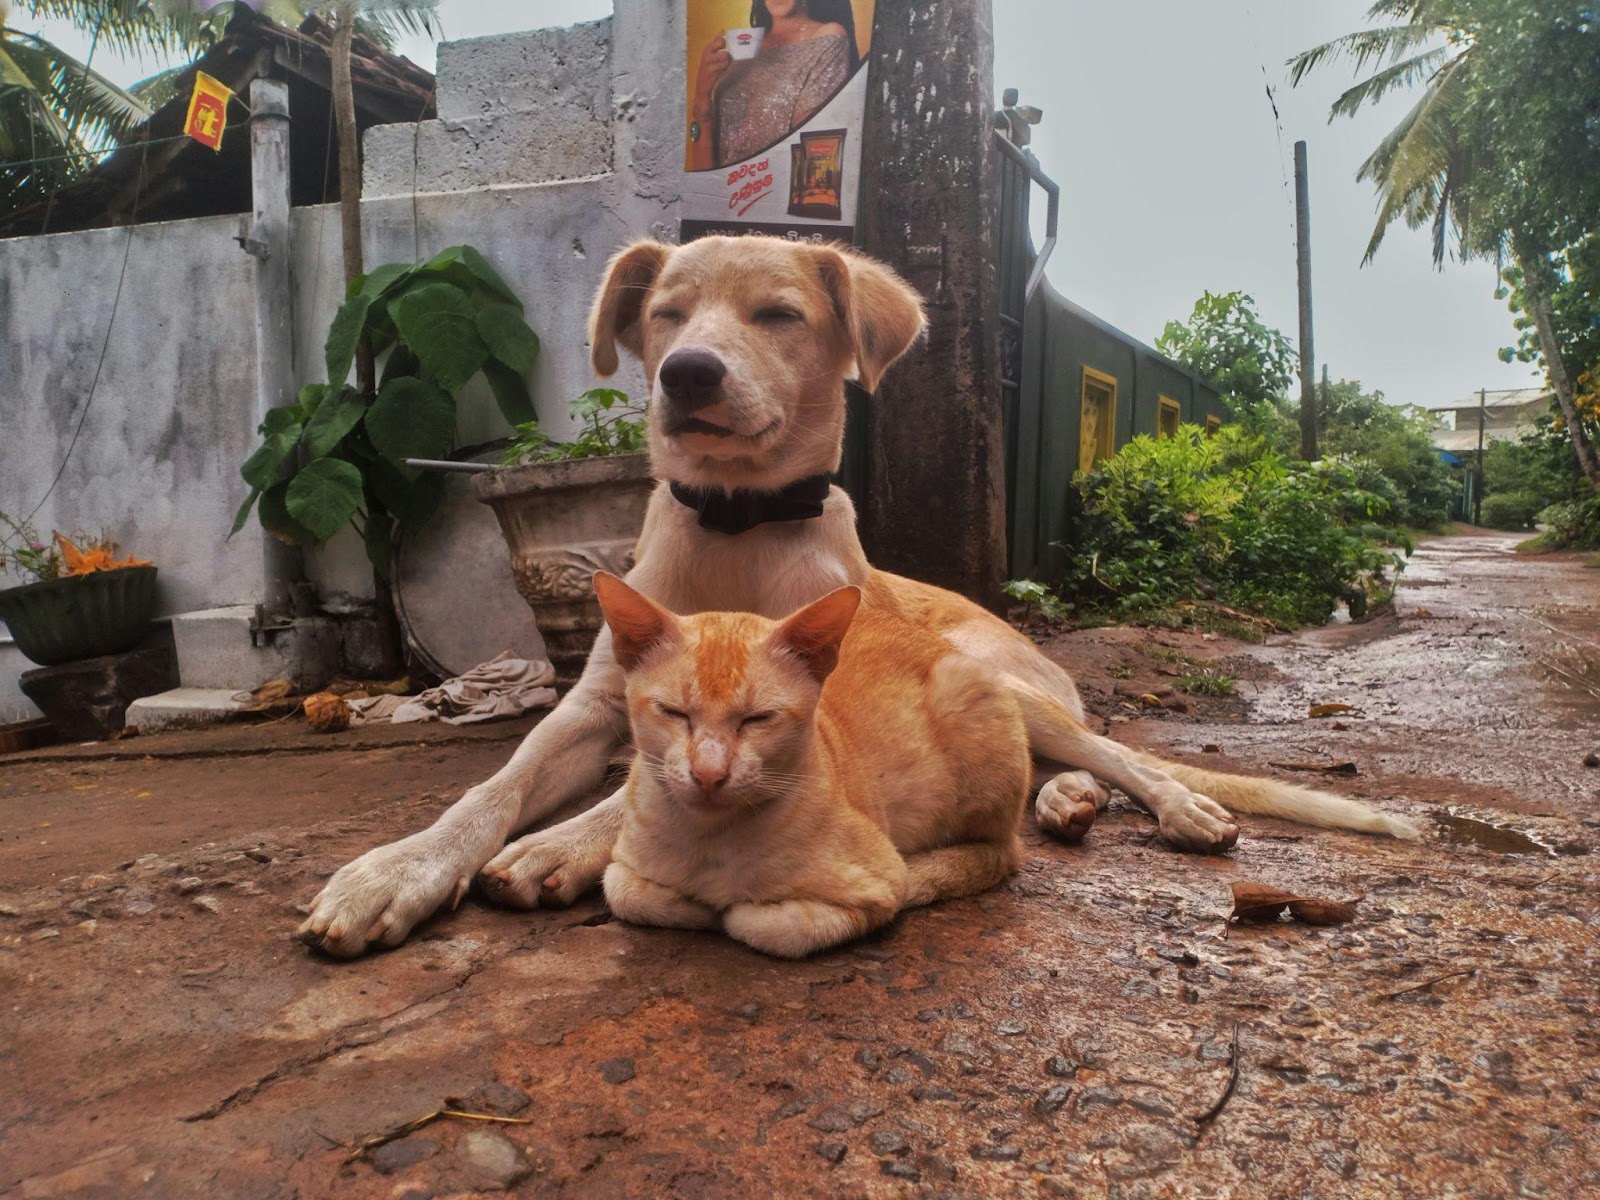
top-left (682, 0), bottom-right (875, 244)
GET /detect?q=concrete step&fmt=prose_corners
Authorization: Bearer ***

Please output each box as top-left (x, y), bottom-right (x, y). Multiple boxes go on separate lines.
top-left (125, 688), bottom-right (246, 734)
top-left (170, 606), bottom-right (338, 692)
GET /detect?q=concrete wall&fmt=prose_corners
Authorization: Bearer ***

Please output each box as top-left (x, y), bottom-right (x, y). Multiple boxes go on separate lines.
top-left (0, 0), bottom-right (683, 719)
top-left (0, 215), bottom-right (271, 720)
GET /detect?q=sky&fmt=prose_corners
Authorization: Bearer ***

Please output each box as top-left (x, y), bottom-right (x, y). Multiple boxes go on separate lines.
top-left (30, 0), bottom-right (1541, 408)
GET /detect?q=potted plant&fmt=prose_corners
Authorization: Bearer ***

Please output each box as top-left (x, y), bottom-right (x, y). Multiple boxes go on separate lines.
top-left (232, 245), bottom-right (543, 665)
top-left (473, 388), bottom-right (653, 687)
top-left (0, 515), bottom-right (158, 666)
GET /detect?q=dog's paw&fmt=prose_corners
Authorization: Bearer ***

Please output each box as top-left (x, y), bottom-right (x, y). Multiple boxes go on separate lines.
top-left (296, 833), bottom-right (474, 959)
top-left (478, 825), bottom-right (611, 910)
top-left (1157, 792), bottom-right (1239, 854)
top-left (1035, 770), bottom-right (1107, 843)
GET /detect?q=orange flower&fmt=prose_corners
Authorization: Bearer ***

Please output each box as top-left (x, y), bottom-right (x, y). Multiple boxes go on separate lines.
top-left (53, 532), bottom-right (152, 577)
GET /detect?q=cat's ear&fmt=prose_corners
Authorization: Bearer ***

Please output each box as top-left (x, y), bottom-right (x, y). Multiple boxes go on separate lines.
top-left (770, 586), bottom-right (862, 682)
top-left (589, 240), bottom-right (672, 376)
top-left (594, 571), bottom-right (681, 669)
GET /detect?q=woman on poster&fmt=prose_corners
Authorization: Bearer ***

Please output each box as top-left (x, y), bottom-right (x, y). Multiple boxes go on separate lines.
top-left (689, 0), bottom-right (859, 170)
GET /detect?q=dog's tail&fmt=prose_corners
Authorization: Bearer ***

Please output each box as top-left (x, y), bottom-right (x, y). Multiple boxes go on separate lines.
top-left (1011, 679), bottom-right (1418, 840)
top-left (1129, 750), bottom-right (1420, 839)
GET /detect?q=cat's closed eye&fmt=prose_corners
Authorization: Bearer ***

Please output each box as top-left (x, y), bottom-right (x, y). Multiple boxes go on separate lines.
top-left (740, 712), bottom-right (776, 728)
top-left (655, 702), bottom-right (690, 721)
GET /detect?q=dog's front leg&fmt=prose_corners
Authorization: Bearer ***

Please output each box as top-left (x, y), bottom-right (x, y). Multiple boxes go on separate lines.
top-left (478, 786), bottom-right (626, 908)
top-left (296, 642), bottom-right (628, 959)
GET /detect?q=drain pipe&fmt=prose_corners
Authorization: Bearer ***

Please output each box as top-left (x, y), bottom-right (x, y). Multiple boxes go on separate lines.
top-left (244, 77), bottom-right (305, 619)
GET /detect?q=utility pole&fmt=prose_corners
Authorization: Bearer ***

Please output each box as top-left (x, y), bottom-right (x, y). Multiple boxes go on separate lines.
top-left (1294, 140), bottom-right (1318, 461)
top-left (1474, 386), bottom-right (1486, 526)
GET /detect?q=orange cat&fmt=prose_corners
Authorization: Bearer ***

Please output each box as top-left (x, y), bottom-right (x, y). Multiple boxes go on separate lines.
top-left (593, 571), bottom-right (1035, 958)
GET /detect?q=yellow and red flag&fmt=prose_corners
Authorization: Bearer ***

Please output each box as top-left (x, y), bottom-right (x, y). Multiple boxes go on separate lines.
top-left (183, 72), bottom-right (233, 151)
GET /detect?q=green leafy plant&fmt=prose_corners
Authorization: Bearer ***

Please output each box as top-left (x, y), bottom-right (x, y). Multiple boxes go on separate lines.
top-left (1002, 578), bottom-right (1069, 623)
top-left (232, 244), bottom-right (540, 578)
top-left (501, 388), bottom-right (647, 465)
top-left (1175, 668), bottom-right (1237, 698)
top-left (1520, 496), bottom-right (1600, 553)
top-left (1062, 427), bottom-right (1407, 628)
top-left (1479, 492), bottom-right (1541, 531)
top-left (0, 510), bottom-right (61, 583)
top-left (1154, 291), bottom-right (1297, 420)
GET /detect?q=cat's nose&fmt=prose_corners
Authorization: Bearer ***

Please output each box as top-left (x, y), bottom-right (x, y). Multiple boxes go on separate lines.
top-left (690, 741), bottom-right (730, 792)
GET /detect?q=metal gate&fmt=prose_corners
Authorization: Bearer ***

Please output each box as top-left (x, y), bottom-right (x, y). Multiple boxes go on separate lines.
top-left (994, 101), bottom-right (1060, 579)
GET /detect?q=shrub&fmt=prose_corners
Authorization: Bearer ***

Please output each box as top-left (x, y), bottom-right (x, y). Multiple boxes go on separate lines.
top-left (1521, 496), bottom-right (1600, 551)
top-left (1479, 491), bottom-right (1541, 530)
top-left (1062, 428), bottom-right (1405, 627)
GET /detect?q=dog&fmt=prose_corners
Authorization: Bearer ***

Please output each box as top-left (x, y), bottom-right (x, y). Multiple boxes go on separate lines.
top-left (298, 236), bottom-right (1416, 958)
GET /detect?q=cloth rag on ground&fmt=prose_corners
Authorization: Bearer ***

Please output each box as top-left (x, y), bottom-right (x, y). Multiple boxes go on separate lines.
top-left (348, 652), bottom-right (557, 726)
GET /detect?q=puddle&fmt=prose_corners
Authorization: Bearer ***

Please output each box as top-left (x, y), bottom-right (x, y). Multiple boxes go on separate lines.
top-left (1433, 812), bottom-right (1552, 856)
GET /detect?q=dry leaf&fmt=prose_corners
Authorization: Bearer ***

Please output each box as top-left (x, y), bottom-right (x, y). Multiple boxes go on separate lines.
top-left (1309, 703), bottom-right (1357, 718)
top-left (1229, 882), bottom-right (1301, 922)
top-left (252, 679), bottom-right (295, 704)
top-left (1138, 693), bottom-right (1164, 707)
top-left (1229, 881), bottom-right (1359, 926)
top-left (305, 693), bottom-right (351, 733)
top-left (1268, 760), bottom-right (1359, 776)
top-left (1288, 898), bottom-right (1358, 925)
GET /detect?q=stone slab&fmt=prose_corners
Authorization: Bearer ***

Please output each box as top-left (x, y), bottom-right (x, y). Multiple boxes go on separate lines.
top-left (18, 644), bottom-right (179, 741)
top-left (124, 688), bottom-right (247, 734)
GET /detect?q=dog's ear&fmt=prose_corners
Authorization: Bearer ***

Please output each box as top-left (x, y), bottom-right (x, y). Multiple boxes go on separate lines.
top-left (769, 585), bottom-right (861, 683)
top-left (813, 248), bottom-right (927, 393)
top-left (593, 571), bottom-right (682, 670)
top-left (589, 241), bottom-right (673, 377)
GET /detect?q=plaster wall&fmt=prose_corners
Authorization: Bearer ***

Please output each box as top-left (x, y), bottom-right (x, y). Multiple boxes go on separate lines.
top-left (1, 2), bottom-right (683, 718)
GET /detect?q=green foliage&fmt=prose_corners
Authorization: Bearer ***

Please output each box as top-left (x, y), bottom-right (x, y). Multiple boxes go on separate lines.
top-left (1002, 578), bottom-right (1069, 622)
top-left (233, 245), bottom-right (539, 579)
top-left (1318, 378), bottom-right (1458, 527)
top-left (1479, 491), bottom-right (1540, 531)
top-left (502, 389), bottom-right (647, 465)
top-left (1521, 496), bottom-right (1600, 552)
top-left (1483, 420), bottom-right (1587, 511)
top-left (1064, 427), bottom-right (1406, 628)
top-left (0, 509), bottom-right (61, 582)
top-left (1154, 291), bottom-right (1298, 418)
top-left (1175, 668), bottom-right (1237, 698)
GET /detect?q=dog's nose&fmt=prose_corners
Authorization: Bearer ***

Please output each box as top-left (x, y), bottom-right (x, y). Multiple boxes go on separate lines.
top-left (658, 348), bottom-right (727, 411)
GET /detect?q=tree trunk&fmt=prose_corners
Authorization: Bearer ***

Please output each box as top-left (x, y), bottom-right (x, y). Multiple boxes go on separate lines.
top-left (334, 1), bottom-right (402, 675)
top-left (330, 1), bottom-right (373, 393)
top-left (858, 0), bottom-right (1008, 609)
top-left (1513, 240), bottom-right (1600, 493)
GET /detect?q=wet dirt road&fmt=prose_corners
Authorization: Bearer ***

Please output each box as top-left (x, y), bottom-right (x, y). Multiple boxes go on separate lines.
top-left (1, 532), bottom-right (1596, 1199)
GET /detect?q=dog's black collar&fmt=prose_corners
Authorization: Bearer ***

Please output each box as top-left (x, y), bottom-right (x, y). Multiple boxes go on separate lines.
top-left (669, 473), bottom-right (832, 536)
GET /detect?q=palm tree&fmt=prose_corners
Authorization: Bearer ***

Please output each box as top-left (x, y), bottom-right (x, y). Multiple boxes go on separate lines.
top-left (1289, 0), bottom-right (1600, 492)
top-left (1, 0), bottom-right (435, 219)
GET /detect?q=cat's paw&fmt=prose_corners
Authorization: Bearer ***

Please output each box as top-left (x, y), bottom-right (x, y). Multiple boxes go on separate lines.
top-left (603, 862), bottom-right (719, 930)
top-left (1035, 770), bottom-right (1108, 843)
top-left (723, 899), bottom-right (873, 959)
top-left (478, 822), bottom-right (612, 909)
top-left (1157, 791), bottom-right (1239, 853)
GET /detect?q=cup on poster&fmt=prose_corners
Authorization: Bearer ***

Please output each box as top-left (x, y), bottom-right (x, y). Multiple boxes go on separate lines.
top-left (725, 27), bottom-right (765, 60)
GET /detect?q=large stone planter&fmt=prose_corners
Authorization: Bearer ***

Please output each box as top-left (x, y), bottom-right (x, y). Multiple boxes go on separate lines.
top-left (0, 565), bottom-right (158, 667)
top-left (472, 454), bottom-right (654, 687)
